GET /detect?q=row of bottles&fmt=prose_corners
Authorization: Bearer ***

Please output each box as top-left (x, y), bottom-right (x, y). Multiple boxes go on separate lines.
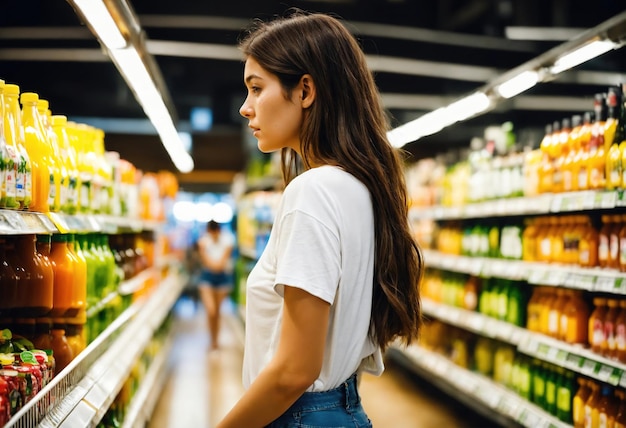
top-left (406, 83), bottom-right (626, 209)
top-left (434, 213), bottom-right (626, 271)
top-left (0, 79), bottom-right (173, 220)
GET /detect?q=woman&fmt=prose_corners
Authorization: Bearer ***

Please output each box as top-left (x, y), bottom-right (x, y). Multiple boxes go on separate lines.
top-left (218, 11), bottom-right (423, 427)
top-left (197, 219), bottom-right (235, 350)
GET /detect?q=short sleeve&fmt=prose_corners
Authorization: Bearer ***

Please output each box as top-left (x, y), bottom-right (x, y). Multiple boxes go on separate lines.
top-left (274, 210), bottom-right (341, 304)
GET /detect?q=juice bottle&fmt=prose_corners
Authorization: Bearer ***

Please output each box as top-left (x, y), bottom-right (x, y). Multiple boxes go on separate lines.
top-left (584, 381), bottom-right (601, 428)
top-left (574, 378), bottom-right (592, 428)
top-left (550, 288), bottom-right (568, 339)
top-left (615, 389), bottom-right (626, 428)
top-left (506, 281), bottom-right (526, 327)
top-left (589, 94), bottom-right (608, 190)
top-left (565, 115), bottom-right (583, 192)
top-left (595, 385), bottom-right (618, 428)
top-left (619, 218), bottom-right (626, 272)
top-left (50, 321), bottom-right (74, 373)
top-left (48, 234), bottom-right (76, 318)
top-left (527, 287), bottom-right (543, 332)
top-left (556, 118), bottom-right (572, 193)
top-left (605, 298), bottom-right (620, 359)
top-left (522, 218), bottom-right (538, 261)
top-left (580, 217), bottom-right (599, 267)
top-left (563, 290), bottom-right (590, 345)
top-left (8, 234), bottom-right (53, 317)
top-left (556, 368), bottom-right (575, 424)
top-left (76, 124), bottom-right (96, 214)
top-left (0, 80), bottom-right (8, 208)
top-left (32, 317), bottom-right (52, 351)
top-left (576, 112), bottom-right (594, 192)
top-left (551, 121), bottom-right (564, 193)
top-left (64, 121), bottom-right (82, 214)
top-left (0, 237), bottom-right (17, 317)
top-left (539, 124), bottom-right (554, 194)
top-left (609, 215), bottom-right (623, 270)
top-left (77, 234), bottom-right (98, 308)
top-left (3, 84), bottom-right (31, 209)
top-left (532, 359), bottom-right (547, 408)
top-left (52, 116), bottom-right (78, 214)
top-left (20, 92), bottom-right (50, 212)
top-left (615, 300), bottom-right (626, 363)
top-left (540, 287), bottom-right (557, 336)
top-left (65, 308), bottom-right (87, 357)
top-left (599, 216), bottom-right (612, 268)
top-left (37, 100), bottom-right (65, 212)
top-left (67, 234), bottom-right (87, 317)
top-left (589, 298), bottom-right (608, 354)
top-left (545, 364), bottom-right (558, 415)
top-left (605, 87), bottom-right (623, 190)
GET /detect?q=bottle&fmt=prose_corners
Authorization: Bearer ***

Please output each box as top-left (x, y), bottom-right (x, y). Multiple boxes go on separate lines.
top-left (52, 115), bottom-right (79, 214)
top-left (540, 287), bottom-right (557, 336)
top-left (599, 216), bottom-right (612, 268)
top-left (48, 234), bottom-right (76, 318)
top-left (615, 300), bottom-right (626, 363)
top-left (539, 124), bottom-right (554, 194)
top-left (565, 115), bottom-right (582, 192)
top-left (576, 112), bottom-right (594, 192)
top-left (605, 299), bottom-right (620, 359)
top-left (50, 321), bottom-right (74, 373)
top-left (589, 94), bottom-right (608, 190)
top-left (554, 118), bottom-right (571, 193)
top-left (574, 378), bottom-right (592, 428)
top-left (609, 215), bottom-right (622, 270)
top-left (595, 385), bottom-right (618, 428)
top-left (580, 217), bottom-right (599, 268)
top-left (616, 389), bottom-right (626, 428)
top-left (584, 381), bottom-right (601, 428)
top-left (556, 369), bottom-right (575, 424)
top-left (8, 234), bottom-right (53, 317)
top-left (549, 288), bottom-right (567, 339)
top-left (0, 80), bottom-right (8, 208)
top-left (0, 237), bottom-right (17, 317)
top-left (527, 287), bottom-right (543, 332)
top-left (20, 92), bottom-right (50, 212)
top-left (3, 84), bottom-right (31, 209)
top-left (506, 281), bottom-right (525, 327)
top-left (532, 359), bottom-right (547, 408)
top-left (589, 298), bottom-right (608, 354)
top-left (67, 234), bottom-right (87, 317)
top-left (522, 218), bottom-right (538, 262)
top-left (619, 217), bottom-right (626, 272)
top-left (65, 308), bottom-right (87, 358)
top-left (37, 100), bottom-right (65, 212)
top-left (32, 317), bottom-right (52, 352)
top-left (563, 290), bottom-right (590, 345)
top-left (545, 364), bottom-right (558, 415)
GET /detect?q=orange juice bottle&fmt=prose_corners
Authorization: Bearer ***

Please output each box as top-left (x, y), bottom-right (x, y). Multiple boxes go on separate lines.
top-left (616, 300), bottom-right (626, 363)
top-left (37, 100), bottom-right (65, 212)
top-left (599, 216), bottom-right (612, 268)
top-left (52, 115), bottom-right (79, 214)
top-left (527, 287), bottom-right (543, 332)
top-left (589, 298), bottom-right (608, 354)
top-left (595, 385), bottom-right (618, 428)
top-left (615, 389), bottom-right (626, 428)
top-left (67, 234), bottom-right (87, 316)
top-left (550, 288), bottom-right (568, 339)
top-left (0, 81), bottom-right (18, 209)
top-left (584, 381), bottom-right (601, 428)
top-left (551, 216), bottom-right (567, 263)
top-left (552, 120), bottom-right (565, 193)
top-left (4, 84), bottom-right (32, 209)
top-left (48, 234), bottom-right (76, 318)
top-left (557, 118), bottom-right (573, 193)
top-left (605, 298), bottom-right (620, 358)
top-left (540, 287), bottom-right (557, 336)
top-left (574, 378), bottom-right (592, 428)
top-left (589, 94), bottom-right (608, 190)
top-left (579, 216), bottom-right (599, 267)
top-left (575, 112), bottom-right (593, 191)
top-left (565, 115), bottom-right (582, 192)
top-left (20, 92), bottom-right (50, 213)
top-left (609, 215), bottom-right (622, 270)
top-left (562, 290), bottom-right (590, 345)
top-left (522, 217), bottom-right (538, 261)
top-left (539, 124), bottom-right (554, 193)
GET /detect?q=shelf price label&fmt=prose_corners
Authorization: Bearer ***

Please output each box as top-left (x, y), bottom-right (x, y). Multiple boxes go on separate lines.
top-left (595, 276), bottom-right (616, 293)
top-left (565, 353), bottom-right (583, 370)
top-left (581, 359), bottom-right (599, 376)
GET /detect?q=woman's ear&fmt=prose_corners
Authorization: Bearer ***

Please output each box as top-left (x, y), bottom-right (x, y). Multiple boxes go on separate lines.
top-left (299, 74), bottom-right (316, 108)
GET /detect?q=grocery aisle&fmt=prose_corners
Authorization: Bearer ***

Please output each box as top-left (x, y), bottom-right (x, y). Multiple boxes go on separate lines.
top-left (147, 295), bottom-right (495, 428)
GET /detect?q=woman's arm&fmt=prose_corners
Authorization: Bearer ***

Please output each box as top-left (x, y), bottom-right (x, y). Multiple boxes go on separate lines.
top-left (217, 285), bottom-right (330, 428)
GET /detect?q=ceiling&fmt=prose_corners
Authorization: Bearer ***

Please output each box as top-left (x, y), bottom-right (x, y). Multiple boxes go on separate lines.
top-left (1, 0), bottom-right (625, 193)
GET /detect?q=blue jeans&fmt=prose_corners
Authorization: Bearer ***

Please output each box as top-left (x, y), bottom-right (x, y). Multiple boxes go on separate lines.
top-left (266, 374), bottom-right (372, 428)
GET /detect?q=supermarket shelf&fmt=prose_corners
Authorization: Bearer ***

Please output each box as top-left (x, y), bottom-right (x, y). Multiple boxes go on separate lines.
top-left (122, 334), bottom-right (175, 428)
top-left (422, 298), bottom-right (527, 345)
top-left (5, 267), bottom-right (187, 428)
top-left (0, 208), bottom-right (164, 235)
top-left (424, 250), bottom-right (626, 295)
top-left (410, 190), bottom-right (626, 221)
top-left (388, 345), bottom-right (571, 428)
top-left (422, 298), bottom-right (626, 390)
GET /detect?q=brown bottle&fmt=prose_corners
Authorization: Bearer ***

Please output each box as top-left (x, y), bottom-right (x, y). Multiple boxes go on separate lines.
top-left (50, 320), bottom-right (74, 374)
top-left (605, 299), bottom-right (620, 358)
top-left (563, 290), bottom-right (590, 345)
top-left (609, 215), bottom-right (622, 270)
top-left (579, 217), bottom-right (599, 268)
top-left (0, 237), bottom-right (18, 317)
top-left (589, 298), bottom-right (608, 354)
top-left (599, 216), bottom-right (612, 268)
top-left (615, 300), bottom-right (626, 363)
top-left (8, 234), bottom-right (53, 317)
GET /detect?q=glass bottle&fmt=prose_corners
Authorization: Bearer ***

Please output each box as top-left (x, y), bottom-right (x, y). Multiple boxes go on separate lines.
top-left (573, 377), bottom-right (591, 428)
top-left (3, 84), bottom-right (31, 209)
top-left (589, 298), bottom-right (608, 354)
top-left (48, 233), bottom-right (75, 318)
top-left (50, 321), bottom-right (74, 374)
top-left (615, 300), bottom-right (626, 363)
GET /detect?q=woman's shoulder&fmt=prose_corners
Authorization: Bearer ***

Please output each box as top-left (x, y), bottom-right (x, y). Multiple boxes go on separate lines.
top-left (289, 165), bottom-right (365, 194)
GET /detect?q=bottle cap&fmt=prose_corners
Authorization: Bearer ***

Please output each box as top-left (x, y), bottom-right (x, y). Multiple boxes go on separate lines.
top-left (51, 115), bottom-right (67, 126)
top-left (37, 99), bottom-right (49, 111)
top-left (4, 84), bottom-right (19, 95)
top-left (20, 92), bottom-right (39, 104)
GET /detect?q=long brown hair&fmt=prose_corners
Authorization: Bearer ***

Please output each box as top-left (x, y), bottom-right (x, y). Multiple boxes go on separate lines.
top-left (239, 10), bottom-right (423, 351)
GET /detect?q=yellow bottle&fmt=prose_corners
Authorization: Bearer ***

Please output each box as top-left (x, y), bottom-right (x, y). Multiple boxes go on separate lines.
top-left (20, 92), bottom-right (50, 213)
top-left (75, 124), bottom-right (95, 214)
top-left (589, 94), bottom-right (607, 190)
top-left (564, 115), bottom-right (582, 192)
top-left (65, 121), bottom-right (82, 214)
top-left (575, 112), bottom-right (593, 191)
top-left (52, 116), bottom-right (79, 214)
top-left (37, 99), bottom-right (64, 212)
top-left (539, 124), bottom-right (554, 193)
top-left (4, 84), bottom-right (32, 209)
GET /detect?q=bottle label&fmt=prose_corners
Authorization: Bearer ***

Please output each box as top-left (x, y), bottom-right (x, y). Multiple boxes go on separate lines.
top-left (549, 309), bottom-right (559, 335)
top-left (593, 318), bottom-right (606, 347)
top-left (599, 236), bottom-right (610, 261)
top-left (610, 234), bottom-right (620, 260)
top-left (563, 171), bottom-right (573, 191)
top-left (617, 323), bottom-right (626, 351)
top-left (579, 167), bottom-right (588, 189)
top-left (606, 320), bottom-right (616, 351)
top-left (557, 387), bottom-right (571, 412)
top-left (584, 405), bottom-right (592, 428)
top-left (48, 173), bottom-right (56, 208)
top-left (620, 237), bottom-right (626, 265)
top-left (599, 413), bottom-right (608, 428)
top-left (67, 177), bottom-right (78, 206)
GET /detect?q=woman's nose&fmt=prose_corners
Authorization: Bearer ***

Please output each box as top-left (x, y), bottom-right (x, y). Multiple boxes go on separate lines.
top-left (239, 100), bottom-right (252, 118)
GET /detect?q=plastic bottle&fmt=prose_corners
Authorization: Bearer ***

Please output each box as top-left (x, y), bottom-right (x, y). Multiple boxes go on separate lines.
top-left (584, 380), bottom-right (601, 428)
top-left (37, 100), bottom-right (65, 212)
top-left (532, 359), bottom-right (547, 408)
top-left (589, 298), bottom-right (608, 354)
top-left (576, 112), bottom-right (594, 192)
top-left (507, 281), bottom-right (526, 327)
top-left (595, 385), bottom-right (618, 428)
top-left (67, 234), bottom-right (87, 317)
top-left (52, 115), bottom-right (79, 214)
top-left (615, 300), bottom-right (626, 363)
top-left (20, 92), bottom-right (50, 212)
top-left (554, 288), bottom-right (572, 340)
top-left (615, 389), bottom-right (626, 428)
top-left (599, 216), bottom-right (612, 268)
top-left (589, 93), bottom-right (607, 190)
top-left (3, 84), bottom-right (31, 209)
top-left (605, 86), bottom-right (623, 190)
top-left (574, 378), bottom-right (592, 428)
top-left (556, 368), bottom-right (575, 424)
top-left (564, 115), bottom-right (582, 192)
top-left (604, 299), bottom-right (620, 359)
top-left (48, 234), bottom-right (76, 318)
top-left (50, 321), bottom-right (74, 373)
top-left (522, 218), bottom-right (538, 261)
top-left (609, 215), bottom-right (622, 270)
top-left (562, 290), bottom-right (590, 345)
top-left (0, 80), bottom-right (8, 208)
top-left (580, 217), bottom-right (599, 268)
top-left (545, 364), bottom-right (558, 415)
top-left (527, 287), bottom-right (543, 332)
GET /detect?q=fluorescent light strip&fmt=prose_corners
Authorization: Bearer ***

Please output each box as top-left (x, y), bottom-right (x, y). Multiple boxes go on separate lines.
top-left (72, 0), bottom-right (127, 49)
top-left (496, 70), bottom-right (539, 98)
top-left (110, 48), bottom-right (194, 173)
top-left (550, 40), bottom-right (617, 74)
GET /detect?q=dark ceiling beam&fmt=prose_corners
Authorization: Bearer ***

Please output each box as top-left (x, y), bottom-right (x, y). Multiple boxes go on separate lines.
top-left (441, 0), bottom-right (491, 31)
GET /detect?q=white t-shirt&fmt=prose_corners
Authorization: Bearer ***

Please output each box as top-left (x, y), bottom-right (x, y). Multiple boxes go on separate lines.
top-left (198, 230), bottom-right (235, 273)
top-left (243, 165), bottom-right (384, 392)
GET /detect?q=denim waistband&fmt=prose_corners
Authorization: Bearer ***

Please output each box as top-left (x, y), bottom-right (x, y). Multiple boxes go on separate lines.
top-left (286, 373), bottom-right (361, 413)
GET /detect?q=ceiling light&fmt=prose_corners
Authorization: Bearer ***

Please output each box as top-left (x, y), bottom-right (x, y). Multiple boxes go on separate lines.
top-left (71, 0), bottom-right (127, 49)
top-left (496, 70), bottom-right (539, 98)
top-left (550, 39), bottom-right (617, 74)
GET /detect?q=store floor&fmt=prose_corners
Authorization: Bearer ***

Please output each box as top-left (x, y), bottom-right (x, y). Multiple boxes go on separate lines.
top-left (147, 296), bottom-right (496, 428)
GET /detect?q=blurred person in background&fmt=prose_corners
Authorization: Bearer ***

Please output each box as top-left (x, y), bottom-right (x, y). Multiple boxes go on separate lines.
top-left (197, 220), bottom-right (235, 350)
